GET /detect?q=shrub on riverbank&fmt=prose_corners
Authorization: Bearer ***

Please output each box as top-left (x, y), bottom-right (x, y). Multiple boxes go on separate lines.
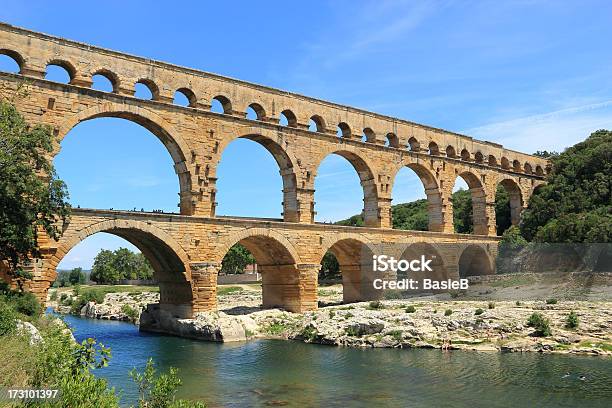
top-left (565, 311), bottom-right (579, 329)
top-left (527, 313), bottom-right (552, 337)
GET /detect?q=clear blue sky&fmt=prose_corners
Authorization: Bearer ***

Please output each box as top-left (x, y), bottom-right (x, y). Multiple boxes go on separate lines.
top-left (1, 1), bottom-right (611, 269)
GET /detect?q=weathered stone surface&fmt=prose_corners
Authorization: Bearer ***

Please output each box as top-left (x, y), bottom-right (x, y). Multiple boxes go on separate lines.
top-left (16, 320), bottom-right (43, 345)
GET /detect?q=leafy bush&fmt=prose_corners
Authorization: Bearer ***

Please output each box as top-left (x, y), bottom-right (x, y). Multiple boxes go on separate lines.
top-left (368, 300), bottom-right (384, 310)
top-left (266, 322), bottom-right (288, 335)
top-left (405, 305), bottom-right (416, 313)
top-left (474, 308), bottom-right (484, 315)
top-left (0, 301), bottom-right (17, 335)
top-left (300, 325), bottom-right (318, 341)
top-left (50, 291), bottom-right (58, 301)
top-left (121, 304), bottom-right (140, 321)
top-left (487, 302), bottom-right (495, 309)
top-left (387, 330), bottom-right (403, 342)
top-left (565, 311), bottom-right (579, 329)
top-left (444, 309), bottom-right (453, 316)
top-left (130, 358), bottom-right (206, 408)
top-left (527, 312), bottom-right (552, 337)
top-left (546, 298), bottom-right (558, 305)
top-left (14, 292), bottom-right (42, 316)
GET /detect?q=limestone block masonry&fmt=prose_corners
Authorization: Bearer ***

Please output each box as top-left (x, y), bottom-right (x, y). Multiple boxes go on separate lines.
top-left (0, 22), bottom-right (547, 317)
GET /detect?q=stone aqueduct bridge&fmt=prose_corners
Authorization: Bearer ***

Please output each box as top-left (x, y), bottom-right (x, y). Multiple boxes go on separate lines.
top-left (0, 23), bottom-right (547, 317)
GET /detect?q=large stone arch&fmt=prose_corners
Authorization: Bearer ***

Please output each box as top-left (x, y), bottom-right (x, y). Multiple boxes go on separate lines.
top-left (313, 147), bottom-right (380, 227)
top-left (318, 234), bottom-right (378, 303)
top-left (57, 103), bottom-right (195, 215)
top-left (389, 160), bottom-right (445, 232)
top-left (399, 242), bottom-right (449, 295)
top-left (458, 244), bottom-right (494, 278)
top-left (215, 130), bottom-right (300, 222)
top-left (497, 177), bottom-right (524, 228)
top-left (46, 218), bottom-right (194, 318)
top-left (215, 228), bottom-right (308, 311)
top-left (455, 169), bottom-right (488, 235)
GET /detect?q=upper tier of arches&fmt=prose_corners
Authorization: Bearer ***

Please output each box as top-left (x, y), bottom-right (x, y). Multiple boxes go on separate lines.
top-left (0, 26), bottom-right (549, 177)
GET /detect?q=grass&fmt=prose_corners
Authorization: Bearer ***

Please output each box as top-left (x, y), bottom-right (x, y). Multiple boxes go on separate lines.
top-left (317, 289), bottom-right (336, 296)
top-left (265, 322), bottom-right (289, 336)
top-left (578, 341), bottom-right (612, 352)
top-left (217, 286), bottom-right (242, 296)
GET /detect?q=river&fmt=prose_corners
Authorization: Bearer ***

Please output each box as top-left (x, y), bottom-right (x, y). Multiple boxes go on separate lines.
top-left (56, 311), bottom-right (611, 407)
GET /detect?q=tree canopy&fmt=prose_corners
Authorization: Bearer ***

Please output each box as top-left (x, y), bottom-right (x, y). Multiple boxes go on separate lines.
top-left (220, 244), bottom-right (256, 274)
top-left (90, 248), bottom-right (154, 283)
top-left (0, 97), bottom-right (70, 285)
top-left (520, 129), bottom-right (611, 242)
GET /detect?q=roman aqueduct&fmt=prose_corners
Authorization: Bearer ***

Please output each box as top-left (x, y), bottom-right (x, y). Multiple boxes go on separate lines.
top-left (0, 23), bottom-right (548, 317)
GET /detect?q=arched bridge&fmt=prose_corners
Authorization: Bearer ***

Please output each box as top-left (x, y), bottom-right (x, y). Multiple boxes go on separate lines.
top-left (0, 22), bottom-right (547, 317)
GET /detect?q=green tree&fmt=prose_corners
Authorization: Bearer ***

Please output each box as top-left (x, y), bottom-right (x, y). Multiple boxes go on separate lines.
top-left (521, 130), bottom-right (612, 242)
top-left (451, 189), bottom-right (473, 234)
top-left (495, 185), bottom-right (512, 236)
top-left (391, 199), bottom-right (429, 231)
top-left (90, 250), bottom-right (119, 283)
top-left (69, 267), bottom-right (86, 285)
top-left (0, 97), bottom-right (70, 289)
top-left (91, 248), bottom-right (154, 283)
top-left (221, 244), bottom-right (255, 274)
top-left (319, 252), bottom-right (340, 280)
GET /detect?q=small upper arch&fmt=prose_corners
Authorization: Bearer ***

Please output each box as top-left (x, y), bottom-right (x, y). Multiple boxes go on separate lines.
top-left (474, 151), bottom-right (484, 163)
top-left (460, 148), bottom-right (471, 161)
top-left (362, 127), bottom-right (375, 143)
top-left (309, 115), bottom-right (326, 133)
top-left (46, 59), bottom-right (77, 83)
top-left (174, 87), bottom-right (197, 108)
top-left (135, 78), bottom-right (160, 100)
top-left (211, 95), bottom-right (233, 114)
top-left (446, 145), bottom-right (456, 158)
top-left (524, 162), bottom-right (533, 174)
top-left (535, 165), bottom-right (544, 176)
top-left (0, 49), bottom-right (24, 73)
top-left (501, 157), bottom-right (510, 170)
top-left (91, 68), bottom-right (119, 93)
top-left (337, 122), bottom-right (351, 138)
top-left (408, 137), bottom-right (420, 152)
top-left (280, 109), bottom-right (298, 127)
top-left (428, 141), bottom-right (440, 156)
top-left (512, 159), bottom-right (522, 172)
top-left (386, 133), bottom-right (399, 148)
top-left (488, 155), bottom-right (498, 167)
top-left (247, 102), bottom-right (267, 120)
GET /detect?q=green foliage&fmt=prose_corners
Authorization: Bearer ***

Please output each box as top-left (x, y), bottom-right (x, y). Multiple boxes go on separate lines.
top-left (0, 98), bottom-right (70, 288)
top-left (69, 267), bottom-right (87, 285)
top-left (265, 322), bottom-right (288, 335)
top-left (335, 214), bottom-right (365, 227)
top-left (300, 325), bottom-right (318, 342)
top-left (220, 243), bottom-right (255, 274)
top-left (444, 309), bottom-right (453, 316)
top-left (90, 248), bottom-right (154, 284)
top-left (451, 189), bottom-right (473, 234)
top-left (121, 304), bottom-right (140, 321)
top-left (546, 298), bottom-right (557, 305)
top-left (14, 291), bottom-right (42, 316)
top-left (217, 286), bottom-right (242, 296)
top-left (71, 288), bottom-right (106, 314)
top-left (50, 290), bottom-right (58, 301)
top-left (565, 311), bottom-right (579, 329)
top-left (521, 130), bottom-right (612, 243)
top-left (494, 186), bottom-right (512, 235)
top-left (319, 251), bottom-right (340, 280)
top-left (387, 330), bottom-right (403, 342)
top-left (474, 308), bottom-right (484, 315)
top-left (526, 312), bottom-right (552, 337)
top-left (0, 300), bottom-right (17, 335)
top-left (391, 199), bottom-right (429, 231)
top-left (367, 300), bottom-right (384, 310)
top-left (405, 305), bottom-right (416, 313)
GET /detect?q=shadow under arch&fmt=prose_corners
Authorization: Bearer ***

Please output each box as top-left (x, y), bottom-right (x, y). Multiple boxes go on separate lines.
top-left (319, 236), bottom-right (377, 303)
top-left (390, 162), bottom-right (445, 232)
top-left (399, 242), bottom-right (449, 296)
top-left (216, 228), bottom-right (306, 312)
top-left (58, 104), bottom-right (194, 215)
top-left (498, 178), bottom-right (524, 228)
top-left (314, 149), bottom-right (380, 227)
top-left (458, 244), bottom-right (493, 278)
top-left (48, 218), bottom-right (194, 318)
top-left (216, 132), bottom-right (300, 222)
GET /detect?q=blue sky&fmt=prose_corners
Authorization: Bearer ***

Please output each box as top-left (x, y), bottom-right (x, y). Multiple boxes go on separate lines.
top-left (1, 1), bottom-right (611, 269)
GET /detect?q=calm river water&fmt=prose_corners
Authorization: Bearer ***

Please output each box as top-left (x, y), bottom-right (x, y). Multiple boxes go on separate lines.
top-left (57, 312), bottom-right (611, 408)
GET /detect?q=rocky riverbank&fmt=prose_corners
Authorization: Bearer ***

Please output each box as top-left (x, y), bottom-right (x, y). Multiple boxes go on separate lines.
top-left (50, 279), bottom-right (612, 355)
top-left (139, 298), bottom-right (612, 355)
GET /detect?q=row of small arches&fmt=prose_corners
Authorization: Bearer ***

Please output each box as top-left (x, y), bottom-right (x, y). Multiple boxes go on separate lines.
top-left (0, 50), bottom-right (545, 176)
